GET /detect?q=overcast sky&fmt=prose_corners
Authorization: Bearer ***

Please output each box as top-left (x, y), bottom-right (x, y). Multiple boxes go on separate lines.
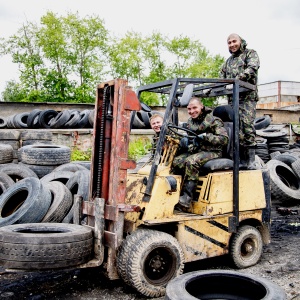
top-left (0, 0), bottom-right (299, 94)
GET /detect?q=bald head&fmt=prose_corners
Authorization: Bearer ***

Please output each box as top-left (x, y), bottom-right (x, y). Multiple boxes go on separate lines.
top-left (227, 33), bottom-right (242, 53)
top-left (227, 33), bottom-right (241, 42)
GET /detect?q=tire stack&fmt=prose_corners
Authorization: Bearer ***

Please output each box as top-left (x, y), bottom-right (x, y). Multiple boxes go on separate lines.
top-left (20, 130), bottom-right (53, 147)
top-left (0, 130), bottom-right (21, 163)
top-left (18, 144), bottom-right (71, 178)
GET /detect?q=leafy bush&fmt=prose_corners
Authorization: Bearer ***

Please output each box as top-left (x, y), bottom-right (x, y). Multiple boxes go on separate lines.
top-left (128, 137), bottom-right (151, 160)
top-left (71, 147), bottom-right (92, 161)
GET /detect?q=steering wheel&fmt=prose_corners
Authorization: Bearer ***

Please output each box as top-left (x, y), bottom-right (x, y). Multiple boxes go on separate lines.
top-left (167, 124), bottom-right (198, 139)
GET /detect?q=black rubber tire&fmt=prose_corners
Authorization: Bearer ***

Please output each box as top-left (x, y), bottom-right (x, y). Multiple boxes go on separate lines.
top-left (0, 223), bottom-right (93, 269)
top-left (0, 130), bottom-right (20, 140)
top-left (18, 162), bottom-right (56, 179)
top-left (63, 170), bottom-right (90, 224)
top-left (0, 163), bottom-right (38, 182)
top-left (40, 171), bottom-right (74, 185)
top-left (0, 117), bottom-right (7, 128)
top-left (273, 153), bottom-right (298, 167)
top-left (269, 150), bottom-right (281, 159)
top-left (117, 229), bottom-right (150, 284)
top-left (27, 109), bottom-right (42, 128)
top-left (54, 162), bottom-right (89, 173)
top-left (125, 229), bottom-right (184, 298)
top-left (13, 112), bottom-right (29, 128)
top-left (136, 111), bottom-right (151, 128)
top-left (254, 115), bottom-right (271, 130)
top-left (230, 225), bottom-right (263, 268)
top-left (76, 110), bottom-right (90, 128)
top-left (21, 130), bottom-right (53, 141)
top-left (0, 177), bottom-right (51, 227)
top-left (0, 144), bottom-right (13, 164)
top-left (140, 101), bottom-right (151, 112)
top-left (38, 109), bottom-right (58, 129)
top-left (64, 110), bottom-right (80, 128)
top-left (132, 113), bottom-right (146, 129)
top-left (49, 110), bottom-right (71, 129)
top-left (266, 160), bottom-right (300, 202)
top-left (165, 270), bottom-right (286, 300)
top-left (41, 181), bottom-right (73, 223)
top-left (291, 159), bottom-right (300, 180)
top-left (0, 172), bottom-right (15, 196)
top-left (88, 110), bottom-right (94, 127)
top-left (19, 145), bottom-right (71, 166)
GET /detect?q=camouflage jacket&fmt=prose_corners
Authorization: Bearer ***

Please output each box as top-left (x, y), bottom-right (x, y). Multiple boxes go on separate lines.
top-left (186, 107), bottom-right (228, 153)
top-left (220, 37), bottom-right (260, 102)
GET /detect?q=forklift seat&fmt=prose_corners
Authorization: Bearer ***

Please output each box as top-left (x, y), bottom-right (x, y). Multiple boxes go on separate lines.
top-left (200, 105), bottom-right (234, 174)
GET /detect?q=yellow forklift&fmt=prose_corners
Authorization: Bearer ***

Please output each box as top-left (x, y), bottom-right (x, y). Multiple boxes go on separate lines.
top-left (0, 78), bottom-right (271, 298)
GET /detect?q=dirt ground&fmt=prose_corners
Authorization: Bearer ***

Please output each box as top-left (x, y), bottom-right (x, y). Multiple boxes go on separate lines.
top-left (0, 205), bottom-right (299, 300)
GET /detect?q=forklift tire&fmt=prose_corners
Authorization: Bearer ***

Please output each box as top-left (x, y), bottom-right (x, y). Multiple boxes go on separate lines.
top-left (165, 270), bottom-right (286, 300)
top-left (116, 229), bottom-right (150, 284)
top-left (125, 230), bottom-right (184, 298)
top-left (230, 225), bottom-right (263, 269)
top-left (0, 223), bottom-right (93, 269)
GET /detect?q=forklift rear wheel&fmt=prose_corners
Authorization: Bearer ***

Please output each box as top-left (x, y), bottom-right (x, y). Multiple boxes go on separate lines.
top-left (125, 230), bottom-right (184, 298)
top-left (230, 225), bottom-right (263, 268)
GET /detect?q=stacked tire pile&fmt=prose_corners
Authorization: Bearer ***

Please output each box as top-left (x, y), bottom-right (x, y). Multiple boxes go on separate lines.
top-left (0, 142), bottom-right (91, 228)
top-left (0, 108), bottom-right (94, 129)
top-left (254, 115), bottom-right (289, 162)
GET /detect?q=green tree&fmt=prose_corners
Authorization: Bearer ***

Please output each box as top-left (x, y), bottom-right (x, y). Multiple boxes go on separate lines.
top-left (0, 21), bottom-right (45, 100)
top-left (1, 80), bottom-right (27, 102)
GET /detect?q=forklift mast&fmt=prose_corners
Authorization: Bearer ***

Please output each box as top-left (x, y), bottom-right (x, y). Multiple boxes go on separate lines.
top-left (87, 79), bottom-right (140, 277)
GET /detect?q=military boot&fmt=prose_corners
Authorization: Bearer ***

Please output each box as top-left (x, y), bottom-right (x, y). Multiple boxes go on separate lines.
top-left (246, 146), bottom-right (259, 170)
top-left (178, 180), bottom-right (197, 208)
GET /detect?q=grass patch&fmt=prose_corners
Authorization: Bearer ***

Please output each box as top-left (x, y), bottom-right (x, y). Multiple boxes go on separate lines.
top-left (71, 147), bottom-right (92, 161)
top-left (128, 137), bottom-right (152, 160)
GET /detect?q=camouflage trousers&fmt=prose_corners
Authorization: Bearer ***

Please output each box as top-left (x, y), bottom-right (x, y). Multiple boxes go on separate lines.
top-left (172, 150), bottom-right (221, 181)
top-left (230, 100), bottom-right (256, 147)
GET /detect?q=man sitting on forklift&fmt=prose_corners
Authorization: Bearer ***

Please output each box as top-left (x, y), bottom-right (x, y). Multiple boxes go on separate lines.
top-left (172, 97), bottom-right (229, 210)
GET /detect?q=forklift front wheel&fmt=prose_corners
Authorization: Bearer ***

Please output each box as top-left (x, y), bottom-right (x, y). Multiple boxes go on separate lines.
top-left (230, 225), bottom-right (263, 268)
top-left (125, 230), bottom-right (184, 298)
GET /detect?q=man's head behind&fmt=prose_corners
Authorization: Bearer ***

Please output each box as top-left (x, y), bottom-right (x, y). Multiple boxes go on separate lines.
top-left (150, 113), bottom-right (164, 133)
top-left (187, 97), bottom-right (204, 119)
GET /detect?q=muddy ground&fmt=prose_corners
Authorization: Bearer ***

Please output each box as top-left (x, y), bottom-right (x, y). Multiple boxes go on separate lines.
top-left (0, 205), bottom-right (299, 300)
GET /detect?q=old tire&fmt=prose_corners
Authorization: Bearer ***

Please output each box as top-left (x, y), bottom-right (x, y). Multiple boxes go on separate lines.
top-left (0, 177), bottom-right (51, 227)
top-left (19, 162), bottom-right (57, 179)
top-left (26, 109), bottom-right (42, 128)
top-left (0, 144), bottom-right (13, 164)
top-left (63, 170), bottom-right (90, 224)
top-left (19, 145), bottom-right (71, 166)
top-left (165, 270), bottom-right (286, 300)
top-left (54, 162), bottom-right (88, 173)
top-left (40, 171), bottom-right (74, 185)
top-left (254, 115), bottom-right (271, 130)
top-left (125, 229), bottom-right (184, 298)
top-left (0, 223), bottom-right (93, 269)
top-left (38, 109), bottom-right (58, 128)
top-left (0, 172), bottom-right (15, 196)
top-left (230, 225), bottom-right (263, 269)
top-left (266, 160), bottom-right (300, 203)
top-left (0, 163), bottom-right (38, 181)
top-left (41, 181), bottom-right (73, 223)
